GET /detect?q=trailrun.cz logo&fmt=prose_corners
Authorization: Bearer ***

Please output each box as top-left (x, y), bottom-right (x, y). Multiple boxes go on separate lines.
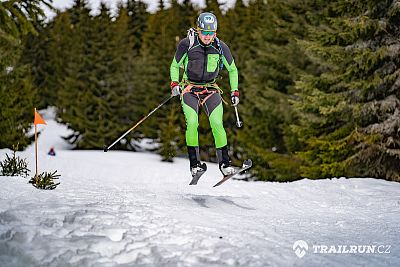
top-left (293, 240), bottom-right (391, 258)
top-left (293, 240), bottom-right (308, 258)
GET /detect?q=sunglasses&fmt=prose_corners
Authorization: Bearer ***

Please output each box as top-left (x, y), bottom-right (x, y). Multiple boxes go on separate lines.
top-left (200, 30), bottom-right (215, 36)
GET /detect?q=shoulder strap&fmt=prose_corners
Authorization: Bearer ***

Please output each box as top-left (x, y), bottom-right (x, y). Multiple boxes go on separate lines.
top-left (187, 27), bottom-right (196, 51)
top-left (215, 37), bottom-right (224, 70)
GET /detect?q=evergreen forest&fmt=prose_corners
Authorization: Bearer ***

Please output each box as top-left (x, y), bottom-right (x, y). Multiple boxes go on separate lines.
top-left (1, 0), bottom-right (399, 182)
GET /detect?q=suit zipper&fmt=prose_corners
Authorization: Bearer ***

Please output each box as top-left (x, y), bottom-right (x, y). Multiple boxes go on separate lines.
top-left (201, 45), bottom-right (206, 82)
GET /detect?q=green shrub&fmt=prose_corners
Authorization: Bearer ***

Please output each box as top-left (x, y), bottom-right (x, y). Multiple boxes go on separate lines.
top-left (29, 170), bottom-right (60, 190)
top-left (0, 147), bottom-right (30, 177)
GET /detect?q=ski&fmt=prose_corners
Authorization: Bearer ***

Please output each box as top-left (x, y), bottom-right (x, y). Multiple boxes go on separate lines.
top-left (213, 159), bottom-right (252, 187)
top-left (189, 163), bottom-right (207, 185)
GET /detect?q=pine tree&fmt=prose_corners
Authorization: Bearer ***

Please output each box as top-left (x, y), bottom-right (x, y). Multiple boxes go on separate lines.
top-left (72, 3), bottom-right (119, 149)
top-left (293, 0), bottom-right (400, 181)
top-left (234, 0), bottom-right (315, 181)
top-left (134, 8), bottom-right (171, 141)
top-left (0, 0), bottom-right (51, 39)
top-left (137, 5), bottom-right (182, 158)
top-left (0, 44), bottom-right (37, 149)
top-left (22, 11), bottom-right (71, 110)
top-left (114, 3), bottom-right (149, 149)
top-left (0, 0), bottom-right (48, 149)
top-left (159, 106), bottom-right (180, 161)
top-left (125, 0), bottom-right (149, 57)
top-left (56, 2), bottom-right (141, 149)
top-left (54, 0), bottom-right (92, 145)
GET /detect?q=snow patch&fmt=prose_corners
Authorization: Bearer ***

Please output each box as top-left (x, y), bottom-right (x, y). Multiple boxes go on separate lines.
top-left (0, 107), bottom-right (399, 266)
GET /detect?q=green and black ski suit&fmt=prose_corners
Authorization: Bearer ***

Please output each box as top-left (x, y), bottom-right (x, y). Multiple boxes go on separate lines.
top-left (170, 35), bottom-right (238, 149)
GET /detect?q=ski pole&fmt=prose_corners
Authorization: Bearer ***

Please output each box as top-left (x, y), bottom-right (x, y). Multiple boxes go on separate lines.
top-left (104, 94), bottom-right (173, 152)
top-left (234, 105), bottom-right (243, 128)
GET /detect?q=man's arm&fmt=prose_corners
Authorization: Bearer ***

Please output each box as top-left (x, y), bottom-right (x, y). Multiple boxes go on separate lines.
top-left (220, 41), bottom-right (238, 92)
top-left (170, 38), bottom-right (189, 82)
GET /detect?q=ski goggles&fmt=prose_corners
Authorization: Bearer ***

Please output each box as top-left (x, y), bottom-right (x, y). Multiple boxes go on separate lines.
top-left (200, 30), bottom-right (216, 36)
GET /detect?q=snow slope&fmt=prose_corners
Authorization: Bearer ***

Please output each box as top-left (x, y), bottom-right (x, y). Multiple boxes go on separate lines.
top-left (0, 109), bottom-right (399, 267)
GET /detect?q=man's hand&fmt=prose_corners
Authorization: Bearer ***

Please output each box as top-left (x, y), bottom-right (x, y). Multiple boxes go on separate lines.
top-left (231, 90), bottom-right (239, 106)
top-left (171, 81), bottom-right (181, 97)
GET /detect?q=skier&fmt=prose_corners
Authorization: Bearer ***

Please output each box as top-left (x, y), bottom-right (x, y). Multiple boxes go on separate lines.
top-left (48, 147), bottom-right (56, 156)
top-left (170, 12), bottom-right (240, 182)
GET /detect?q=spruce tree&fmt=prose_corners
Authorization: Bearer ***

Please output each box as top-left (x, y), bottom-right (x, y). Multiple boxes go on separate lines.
top-left (0, 0), bottom-right (51, 39)
top-left (0, 0), bottom-right (48, 149)
top-left (22, 23), bottom-right (55, 108)
top-left (293, 0), bottom-right (400, 181)
top-left (0, 43), bottom-right (37, 149)
top-left (58, 3), bottom-right (139, 149)
top-left (125, 0), bottom-right (149, 57)
top-left (138, 5), bottom-right (180, 159)
top-left (22, 11), bottom-right (74, 110)
top-left (134, 8), bottom-right (171, 141)
top-left (114, 3), bottom-right (148, 149)
top-left (55, 0), bottom-right (92, 146)
top-left (234, 0), bottom-right (315, 181)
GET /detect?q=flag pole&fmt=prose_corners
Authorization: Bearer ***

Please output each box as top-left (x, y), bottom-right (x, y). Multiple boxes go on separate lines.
top-left (35, 108), bottom-right (38, 184)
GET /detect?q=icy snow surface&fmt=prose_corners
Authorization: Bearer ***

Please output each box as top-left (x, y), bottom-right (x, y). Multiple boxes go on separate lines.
top-left (0, 108), bottom-right (399, 266)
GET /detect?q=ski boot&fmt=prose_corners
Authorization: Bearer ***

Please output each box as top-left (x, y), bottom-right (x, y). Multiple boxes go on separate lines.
top-left (188, 146), bottom-right (207, 185)
top-left (190, 161), bottom-right (207, 185)
top-left (219, 161), bottom-right (235, 176)
top-left (216, 145), bottom-right (235, 177)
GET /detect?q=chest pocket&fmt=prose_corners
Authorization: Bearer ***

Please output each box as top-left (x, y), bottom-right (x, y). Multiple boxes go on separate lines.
top-left (207, 54), bottom-right (220, 73)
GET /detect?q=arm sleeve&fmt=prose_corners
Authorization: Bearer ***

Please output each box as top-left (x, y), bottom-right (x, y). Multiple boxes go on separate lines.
top-left (220, 41), bottom-right (238, 92)
top-left (170, 38), bottom-right (189, 82)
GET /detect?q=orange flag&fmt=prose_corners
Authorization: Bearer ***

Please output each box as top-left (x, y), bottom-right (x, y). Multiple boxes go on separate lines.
top-left (34, 110), bottom-right (46, 125)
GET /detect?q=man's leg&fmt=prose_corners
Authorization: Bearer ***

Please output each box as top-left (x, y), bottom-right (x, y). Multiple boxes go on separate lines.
top-left (182, 93), bottom-right (200, 167)
top-left (203, 93), bottom-right (227, 149)
top-left (203, 93), bottom-right (234, 175)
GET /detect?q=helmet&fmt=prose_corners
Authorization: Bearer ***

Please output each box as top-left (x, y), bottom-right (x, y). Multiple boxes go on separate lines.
top-left (196, 12), bottom-right (218, 32)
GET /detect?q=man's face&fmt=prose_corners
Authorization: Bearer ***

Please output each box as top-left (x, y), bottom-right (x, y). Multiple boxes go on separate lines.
top-left (198, 29), bottom-right (216, 45)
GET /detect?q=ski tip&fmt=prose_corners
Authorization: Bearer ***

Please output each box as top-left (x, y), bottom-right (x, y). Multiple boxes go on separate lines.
top-left (213, 181), bottom-right (224, 187)
top-left (213, 177), bottom-right (227, 187)
top-left (244, 159), bottom-right (252, 166)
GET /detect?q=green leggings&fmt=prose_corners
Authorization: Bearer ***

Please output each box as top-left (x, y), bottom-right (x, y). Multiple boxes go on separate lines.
top-left (181, 92), bottom-right (227, 148)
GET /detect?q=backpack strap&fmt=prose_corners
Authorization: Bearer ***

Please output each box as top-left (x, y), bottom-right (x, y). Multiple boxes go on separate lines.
top-left (215, 37), bottom-right (224, 70)
top-left (187, 27), bottom-right (196, 51)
